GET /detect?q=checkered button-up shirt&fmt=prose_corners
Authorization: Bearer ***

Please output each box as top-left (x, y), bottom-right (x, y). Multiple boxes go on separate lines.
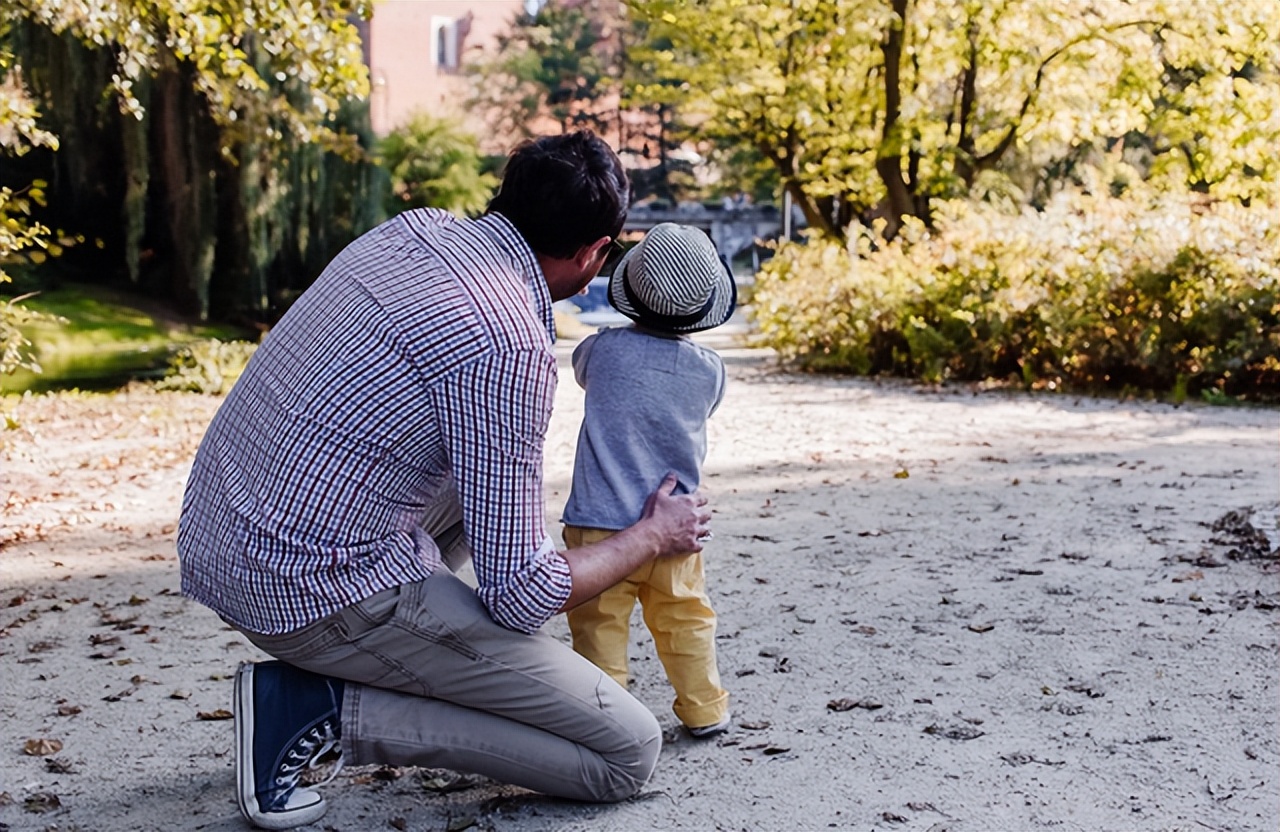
top-left (177, 209), bottom-right (571, 635)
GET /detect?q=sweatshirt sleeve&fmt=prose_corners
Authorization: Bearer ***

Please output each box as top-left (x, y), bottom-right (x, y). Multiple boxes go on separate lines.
top-left (571, 332), bottom-right (599, 389)
top-left (708, 351), bottom-right (727, 417)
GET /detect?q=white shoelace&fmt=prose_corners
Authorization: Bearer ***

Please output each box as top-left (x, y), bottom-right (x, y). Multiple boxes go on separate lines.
top-left (275, 721), bottom-right (344, 793)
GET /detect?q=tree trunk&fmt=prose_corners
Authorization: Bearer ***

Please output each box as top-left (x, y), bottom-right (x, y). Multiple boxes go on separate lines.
top-left (120, 78), bottom-right (151, 286)
top-left (876, 0), bottom-right (916, 239)
top-left (788, 181), bottom-right (832, 239)
top-left (150, 65), bottom-right (218, 319)
top-left (768, 139), bottom-right (840, 240)
top-left (953, 15), bottom-right (981, 188)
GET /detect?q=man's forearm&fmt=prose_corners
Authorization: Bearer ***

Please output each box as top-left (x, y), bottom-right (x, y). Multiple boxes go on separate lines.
top-left (558, 522), bottom-right (664, 611)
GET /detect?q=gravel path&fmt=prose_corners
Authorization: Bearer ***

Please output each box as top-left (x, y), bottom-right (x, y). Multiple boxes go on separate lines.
top-left (2, 343), bottom-right (1277, 832)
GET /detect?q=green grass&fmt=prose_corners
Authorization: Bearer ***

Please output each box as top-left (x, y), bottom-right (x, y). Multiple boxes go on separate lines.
top-left (2, 285), bottom-right (249, 393)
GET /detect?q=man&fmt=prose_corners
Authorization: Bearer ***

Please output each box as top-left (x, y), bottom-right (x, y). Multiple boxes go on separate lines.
top-left (177, 131), bottom-right (712, 830)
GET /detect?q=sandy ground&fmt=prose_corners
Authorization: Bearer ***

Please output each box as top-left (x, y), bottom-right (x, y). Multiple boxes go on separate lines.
top-left (1, 331), bottom-right (1278, 832)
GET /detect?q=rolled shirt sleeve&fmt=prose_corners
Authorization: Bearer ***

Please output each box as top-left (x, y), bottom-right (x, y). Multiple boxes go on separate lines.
top-left (434, 349), bottom-right (572, 633)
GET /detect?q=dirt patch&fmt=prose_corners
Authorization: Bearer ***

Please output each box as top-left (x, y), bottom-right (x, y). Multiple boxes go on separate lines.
top-left (2, 346), bottom-right (1277, 832)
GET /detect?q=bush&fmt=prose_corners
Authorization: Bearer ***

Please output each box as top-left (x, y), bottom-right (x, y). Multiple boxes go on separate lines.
top-left (155, 339), bottom-right (257, 395)
top-left (750, 191), bottom-right (1280, 401)
top-left (377, 114), bottom-right (498, 218)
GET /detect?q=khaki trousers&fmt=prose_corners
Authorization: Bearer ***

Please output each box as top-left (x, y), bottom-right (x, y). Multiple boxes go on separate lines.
top-left (563, 526), bottom-right (730, 729)
top-left (238, 487), bottom-right (661, 803)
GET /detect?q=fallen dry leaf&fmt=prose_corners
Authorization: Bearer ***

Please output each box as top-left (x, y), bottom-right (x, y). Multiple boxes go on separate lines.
top-left (1001, 752), bottom-right (1066, 767)
top-left (23, 738), bottom-right (63, 756)
top-left (1064, 681), bottom-right (1105, 699)
top-left (923, 724), bottom-right (985, 741)
top-left (421, 769), bottom-right (487, 793)
top-left (45, 757), bottom-right (75, 774)
top-left (827, 697), bottom-right (884, 712)
top-left (103, 684), bottom-right (139, 702)
top-left (197, 709), bottom-right (234, 721)
top-left (24, 792), bottom-right (61, 814)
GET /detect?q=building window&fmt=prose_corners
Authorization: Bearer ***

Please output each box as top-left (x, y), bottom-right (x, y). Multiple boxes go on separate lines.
top-left (432, 16), bottom-right (459, 72)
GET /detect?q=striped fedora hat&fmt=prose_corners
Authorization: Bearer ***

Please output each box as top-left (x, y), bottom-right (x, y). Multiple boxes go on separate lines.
top-left (607, 222), bottom-right (737, 334)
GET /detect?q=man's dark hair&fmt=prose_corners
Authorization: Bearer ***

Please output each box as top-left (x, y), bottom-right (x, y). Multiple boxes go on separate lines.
top-left (487, 131), bottom-right (630, 259)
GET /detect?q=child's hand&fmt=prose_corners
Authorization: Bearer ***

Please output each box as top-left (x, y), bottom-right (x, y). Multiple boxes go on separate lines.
top-left (641, 473), bottom-right (712, 556)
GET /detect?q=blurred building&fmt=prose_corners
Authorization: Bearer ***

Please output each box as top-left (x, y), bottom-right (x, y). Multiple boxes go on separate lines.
top-left (357, 0), bottom-right (529, 143)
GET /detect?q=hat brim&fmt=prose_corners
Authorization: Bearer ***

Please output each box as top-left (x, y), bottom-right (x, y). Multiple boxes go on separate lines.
top-left (607, 246), bottom-right (738, 334)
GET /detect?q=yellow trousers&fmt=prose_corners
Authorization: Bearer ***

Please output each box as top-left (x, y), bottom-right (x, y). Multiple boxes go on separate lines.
top-left (564, 526), bottom-right (729, 729)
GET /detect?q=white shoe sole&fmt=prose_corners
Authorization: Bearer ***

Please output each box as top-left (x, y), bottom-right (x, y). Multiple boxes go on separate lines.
top-left (234, 663), bottom-right (328, 830)
top-left (687, 715), bottom-right (732, 738)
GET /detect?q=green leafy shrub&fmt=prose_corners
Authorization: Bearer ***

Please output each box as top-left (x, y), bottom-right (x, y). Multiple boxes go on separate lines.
top-left (1, 286), bottom-right (248, 392)
top-left (1, 292), bottom-right (65, 377)
top-left (0, 83), bottom-right (67, 376)
top-left (155, 339), bottom-right (257, 395)
top-left (751, 191), bottom-right (1280, 401)
top-left (377, 114), bottom-right (498, 218)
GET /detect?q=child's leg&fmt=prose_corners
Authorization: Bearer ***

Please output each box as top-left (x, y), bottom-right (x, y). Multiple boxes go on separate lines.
top-left (638, 552), bottom-right (729, 729)
top-left (564, 526), bottom-right (643, 688)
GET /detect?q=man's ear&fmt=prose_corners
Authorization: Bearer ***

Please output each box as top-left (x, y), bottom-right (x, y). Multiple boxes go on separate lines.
top-left (576, 236), bottom-right (613, 268)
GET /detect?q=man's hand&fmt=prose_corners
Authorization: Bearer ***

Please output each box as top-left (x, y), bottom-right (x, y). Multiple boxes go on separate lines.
top-left (639, 473), bottom-right (712, 557)
top-left (558, 473), bottom-right (713, 612)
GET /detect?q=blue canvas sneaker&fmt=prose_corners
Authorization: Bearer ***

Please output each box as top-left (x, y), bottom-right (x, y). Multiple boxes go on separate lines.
top-left (234, 661), bottom-right (344, 830)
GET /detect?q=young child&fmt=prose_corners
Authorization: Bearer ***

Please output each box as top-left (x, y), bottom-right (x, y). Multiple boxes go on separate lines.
top-left (562, 222), bottom-right (736, 738)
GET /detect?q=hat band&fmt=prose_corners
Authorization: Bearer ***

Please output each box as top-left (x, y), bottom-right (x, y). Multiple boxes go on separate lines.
top-left (623, 275), bottom-right (716, 329)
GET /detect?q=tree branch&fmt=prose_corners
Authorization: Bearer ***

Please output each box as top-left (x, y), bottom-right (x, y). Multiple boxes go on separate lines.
top-left (974, 19), bottom-right (1163, 172)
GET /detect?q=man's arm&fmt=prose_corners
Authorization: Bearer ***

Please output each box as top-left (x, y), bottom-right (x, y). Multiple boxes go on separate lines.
top-left (435, 350), bottom-right (572, 633)
top-left (558, 473), bottom-right (711, 611)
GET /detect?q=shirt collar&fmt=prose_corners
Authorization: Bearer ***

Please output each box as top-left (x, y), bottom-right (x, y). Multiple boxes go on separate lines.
top-left (477, 212), bottom-right (556, 344)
